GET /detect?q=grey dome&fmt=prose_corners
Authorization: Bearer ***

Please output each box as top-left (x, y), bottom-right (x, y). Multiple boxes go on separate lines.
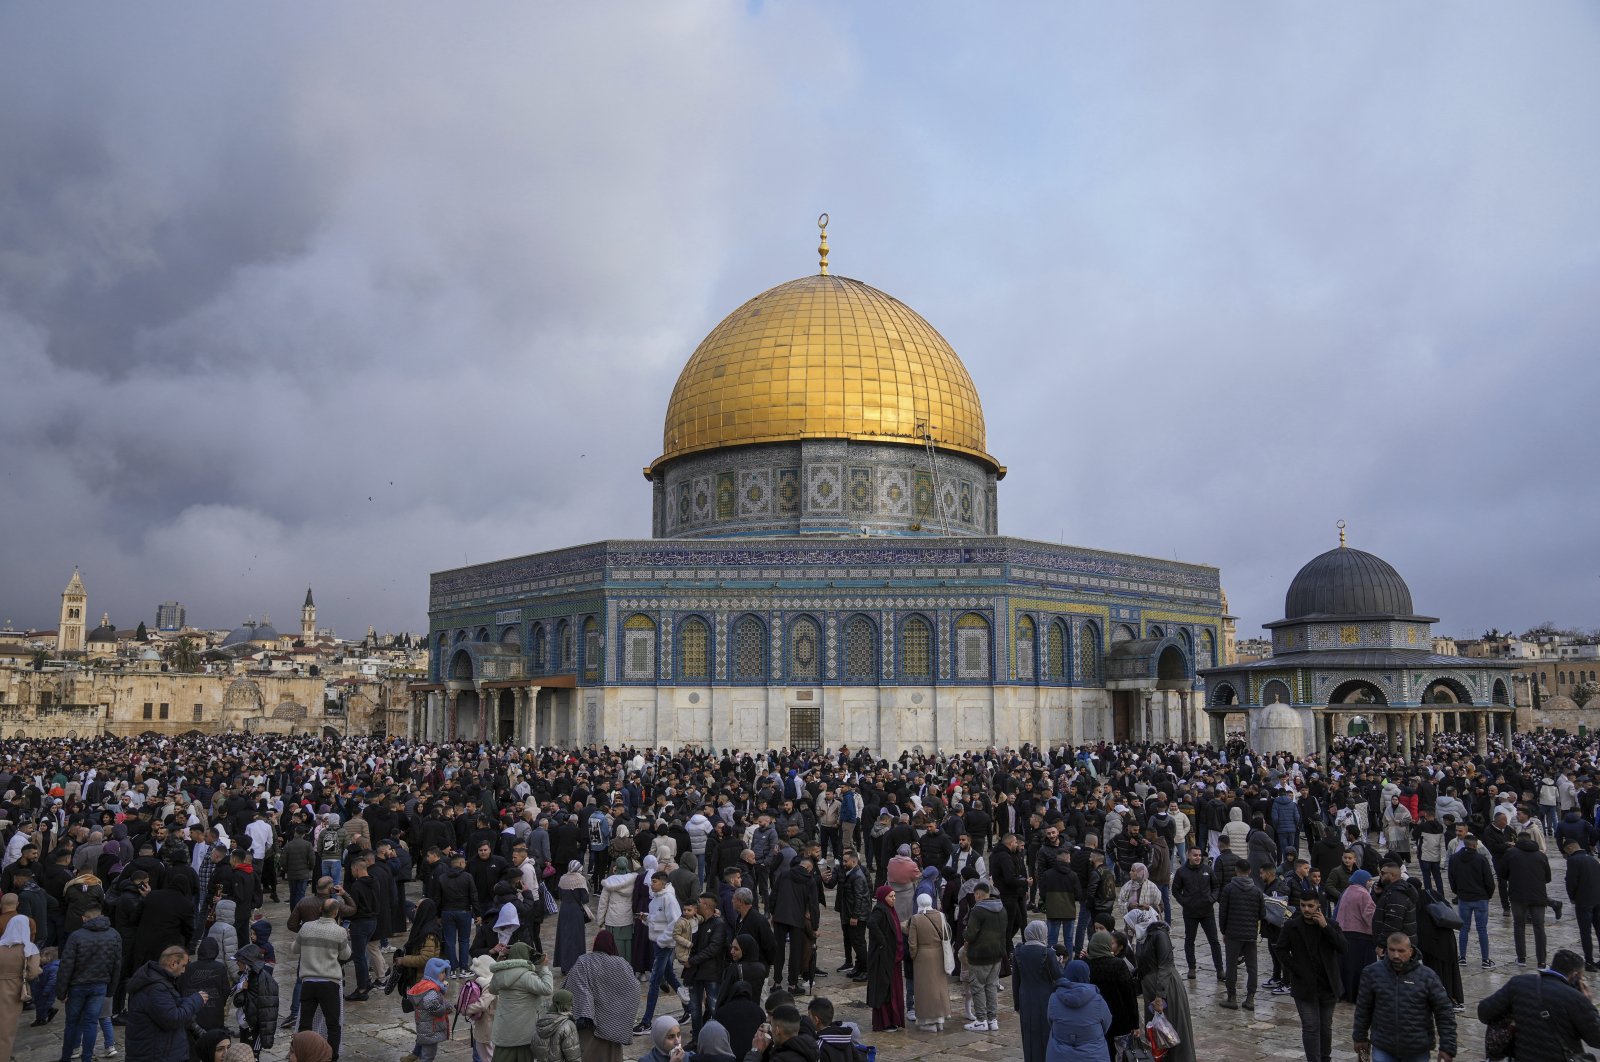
top-left (222, 621), bottom-right (280, 647)
top-left (1284, 547), bottom-right (1414, 620)
top-left (87, 622), bottom-right (118, 643)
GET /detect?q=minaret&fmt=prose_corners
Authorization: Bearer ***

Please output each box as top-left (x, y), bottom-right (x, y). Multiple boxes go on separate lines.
top-left (302, 588), bottom-right (316, 641)
top-left (1220, 587), bottom-right (1238, 666)
top-left (58, 568), bottom-right (87, 653)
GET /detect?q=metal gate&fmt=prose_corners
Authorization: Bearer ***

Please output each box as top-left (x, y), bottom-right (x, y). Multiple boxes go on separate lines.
top-left (790, 706), bottom-right (822, 750)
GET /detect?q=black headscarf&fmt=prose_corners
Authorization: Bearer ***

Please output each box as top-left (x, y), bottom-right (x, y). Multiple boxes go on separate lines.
top-left (405, 898), bottom-right (441, 954)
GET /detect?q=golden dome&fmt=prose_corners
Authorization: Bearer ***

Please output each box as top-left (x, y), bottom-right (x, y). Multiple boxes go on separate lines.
top-left (650, 273), bottom-right (998, 477)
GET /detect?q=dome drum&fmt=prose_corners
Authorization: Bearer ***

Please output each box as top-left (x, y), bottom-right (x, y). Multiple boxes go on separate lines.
top-left (651, 439), bottom-right (997, 539)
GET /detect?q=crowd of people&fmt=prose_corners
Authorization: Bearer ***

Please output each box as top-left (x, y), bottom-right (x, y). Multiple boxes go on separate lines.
top-left (2, 727), bottom-right (1600, 1062)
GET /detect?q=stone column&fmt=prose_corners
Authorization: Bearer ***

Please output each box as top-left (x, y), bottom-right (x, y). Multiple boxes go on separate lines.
top-left (444, 690), bottom-right (458, 741)
top-left (1476, 711), bottom-right (1488, 755)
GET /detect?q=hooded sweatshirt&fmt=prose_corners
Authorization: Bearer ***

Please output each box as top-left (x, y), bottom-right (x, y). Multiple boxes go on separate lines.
top-left (407, 957), bottom-right (453, 1045)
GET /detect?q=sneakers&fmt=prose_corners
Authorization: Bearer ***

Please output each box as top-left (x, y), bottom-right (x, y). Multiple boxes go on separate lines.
top-left (1482, 958), bottom-right (1496, 969)
top-left (988, 1019), bottom-right (999, 1031)
top-left (99, 1048), bottom-right (119, 1059)
top-left (677, 986), bottom-right (692, 1007)
top-left (1515, 959), bottom-right (1527, 966)
top-left (1457, 958), bottom-right (1468, 967)
top-left (964, 1019), bottom-right (990, 1031)
top-left (633, 1022), bottom-right (652, 1036)
top-left (1553, 901), bottom-right (1565, 921)
top-left (280, 1014), bottom-right (300, 1029)
top-left (1271, 985), bottom-right (1292, 995)
top-left (1452, 1002), bottom-right (1466, 1012)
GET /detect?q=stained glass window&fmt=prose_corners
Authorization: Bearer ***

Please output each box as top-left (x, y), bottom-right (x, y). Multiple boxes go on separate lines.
top-left (845, 616), bottom-right (876, 682)
top-left (582, 618), bottom-right (600, 681)
top-left (1016, 616), bottom-right (1035, 681)
top-left (558, 620), bottom-right (574, 669)
top-left (790, 617), bottom-right (821, 683)
top-left (529, 624), bottom-right (546, 674)
top-left (624, 615), bottom-right (656, 680)
top-left (733, 616), bottom-right (765, 682)
top-left (956, 613), bottom-right (990, 680)
top-left (902, 616), bottom-right (932, 681)
top-left (1079, 622), bottom-right (1100, 682)
top-left (1048, 620), bottom-right (1067, 680)
top-left (679, 617), bottom-right (709, 681)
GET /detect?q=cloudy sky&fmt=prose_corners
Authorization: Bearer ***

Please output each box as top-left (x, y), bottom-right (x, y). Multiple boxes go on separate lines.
top-left (3, 4), bottom-right (1597, 641)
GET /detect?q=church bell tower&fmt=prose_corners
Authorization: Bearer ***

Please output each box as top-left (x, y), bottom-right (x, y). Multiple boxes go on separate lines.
top-left (58, 568), bottom-right (87, 653)
top-left (302, 587), bottom-right (316, 642)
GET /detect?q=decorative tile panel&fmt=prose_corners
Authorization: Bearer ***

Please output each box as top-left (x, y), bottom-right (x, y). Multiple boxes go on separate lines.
top-left (738, 469), bottom-right (773, 518)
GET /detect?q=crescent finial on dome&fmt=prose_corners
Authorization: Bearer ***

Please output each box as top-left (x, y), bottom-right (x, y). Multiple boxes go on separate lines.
top-left (817, 213), bottom-right (829, 276)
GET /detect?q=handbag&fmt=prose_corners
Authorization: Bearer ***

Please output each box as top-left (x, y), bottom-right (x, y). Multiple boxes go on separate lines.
top-left (935, 914), bottom-right (956, 975)
top-left (1262, 896), bottom-right (1289, 927)
top-left (1114, 1032), bottom-right (1156, 1062)
top-left (540, 882), bottom-right (559, 916)
top-left (1483, 1016), bottom-right (1516, 1060)
top-left (1426, 900), bottom-right (1464, 931)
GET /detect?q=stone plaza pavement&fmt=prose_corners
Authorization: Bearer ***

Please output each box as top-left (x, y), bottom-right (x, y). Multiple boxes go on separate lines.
top-left (12, 852), bottom-right (1588, 1061)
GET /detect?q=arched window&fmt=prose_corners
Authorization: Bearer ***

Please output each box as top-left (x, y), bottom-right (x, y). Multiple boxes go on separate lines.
top-left (1016, 616), bottom-right (1036, 681)
top-left (623, 615), bottom-right (656, 680)
top-left (1078, 621), bottom-right (1101, 683)
top-left (901, 615), bottom-right (933, 681)
top-left (1200, 629), bottom-right (1216, 668)
top-left (581, 617), bottom-right (601, 681)
top-left (475, 627), bottom-right (490, 642)
top-left (1047, 620), bottom-right (1068, 681)
top-left (679, 617), bottom-right (710, 681)
top-left (789, 616), bottom-right (821, 683)
top-left (1148, 624), bottom-right (1165, 639)
top-left (956, 613), bottom-right (991, 680)
top-left (732, 615), bottom-right (766, 682)
top-left (529, 624), bottom-right (547, 674)
top-left (557, 620), bottom-right (574, 670)
top-left (844, 616), bottom-right (877, 683)
top-left (1113, 623), bottom-right (1136, 644)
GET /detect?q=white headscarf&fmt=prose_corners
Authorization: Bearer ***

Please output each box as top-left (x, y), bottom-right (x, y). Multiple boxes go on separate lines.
top-left (0, 915), bottom-right (38, 956)
top-left (916, 892), bottom-right (934, 912)
top-left (1124, 908), bottom-right (1159, 943)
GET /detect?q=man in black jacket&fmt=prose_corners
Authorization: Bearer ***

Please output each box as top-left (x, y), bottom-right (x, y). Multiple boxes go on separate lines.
top-left (684, 893), bottom-right (730, 1044)
top-left (1172, 845), bottom-right (1222, 980)
top-left (1563, 841), bottom-right (1600, 971)
top-left (1477, 949), bottom-right (1600, 1061)
top-left (770, 856), bottom-right (820, 992)
top-left (1277, 893), bottom-right (1345, 1062)
top-left (991, 834), bottom-right (1029, 955)
top-left (1370, 863), bottom-right (1419, 954)
top-left (55, 904), bottom-right (123, 1052)
top-left (1506, 833), bottom-right (1554, 968)
top-left (1353, 932), bottom-right (1456, 1062)
top-left (831, 850), bottom-right (870, 977)
top-left (1447, 834), bottom-right (1496, 968)
top-left (434, 852), bottom-right (478, 977)
top-left (1218, 860), bottom-right (1263, 1010)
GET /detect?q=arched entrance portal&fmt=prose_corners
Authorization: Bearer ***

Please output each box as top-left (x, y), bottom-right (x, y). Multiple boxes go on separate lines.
top-left (455, 689), bottom-right (479, 740)
top-left (497, 689), bottom-right (517, 744)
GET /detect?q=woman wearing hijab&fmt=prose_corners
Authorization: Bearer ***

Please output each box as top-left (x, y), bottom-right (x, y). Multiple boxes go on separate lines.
top-left (556, 860), bottom-right (592, 974)
top-left (566, 930), bottom-right (641, 1062)
top-left (599, 857), bottom-right (639, 970)
top-left (1129, 912), bottom-right (1194, 1062)
top-left (287, 1030), bottom-right (334, 1062)
top-left (394, 897), bottom-right (443, 998)
top-left (193, 1028), bottom-right (234, 1062)
top-left (907, 892), bottom-right (952, 1031)
top-left (1046, 960), bottom-right (1112, 1062)
top-left (0, 915), bottom-right (41, 1062)
top-left (1335, 869), bottom-right (1375, 1004)
top-left (1013, 921), bottom-right (1062, 1062)
top-left (1083, 931), bottom-right (1136, 1060)
top-left (489, 941), bottom-right (556, 1062)
top-left (1116, 863), bottom-right (1162, 915)
top-left (716, 934), bottom-right (768, 1006)
top-left (636, 1015), bottom-right (682, 1062)
top-left (685, 1018), bottom-right (735, 1062)
top-left (630, 855), bottom-right (659, 976)
top-left (887, 846), bottom-right (919, 926)
top-left (865, 884), bottom-right (906, 1031)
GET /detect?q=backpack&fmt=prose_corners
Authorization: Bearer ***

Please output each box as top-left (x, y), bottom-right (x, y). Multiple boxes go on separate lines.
top-left (1357, 842), bottom-right (1381, 876)
top-left (455, 979), bottom-right (482, 1022)
top-left (588, 817), bottom-right (604, 847)
top-left (818, 1036), bottom-right (871, 1062)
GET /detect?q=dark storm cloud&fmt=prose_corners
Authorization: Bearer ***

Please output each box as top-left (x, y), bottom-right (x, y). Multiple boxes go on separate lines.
top-left (1, 4), bottom-right (1596, 640)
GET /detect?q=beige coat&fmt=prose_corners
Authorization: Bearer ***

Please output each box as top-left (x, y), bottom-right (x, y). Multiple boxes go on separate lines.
top-left (905, 909), bottom-right (951, 1024)
top-left (0, 943), bottom-right (42, 1062)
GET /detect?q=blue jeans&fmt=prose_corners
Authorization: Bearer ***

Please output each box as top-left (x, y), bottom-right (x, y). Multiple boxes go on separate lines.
top-left (62, 982), bottom-right (105, 1061)
top-left (98, 991), bottom-right (113, 1050)
top-left (289, 877), bottom-right (310, 910)
top-left (1457, 898), bottom-right (1490, 962)
top-left (349, 916), bottom-right (377, 990)
top-left (1276, 831), bottom-right (1298, 859)
top-left (442, 909), bottom-right (474, 972)
top-left (1158, 883), bottom-right (1172, 923)
top-left (687, 981), bottom-right (719, 1043)
top-left (1073, 910), bottom-right (1095, 954)
top-left (1047, 918), bottom-right (1075, 950)
top-left (641, 942), bottom-right (682, 1023)
top-left (1371, 1050), bottom-right (1429, 1062)
top-left (321, 859), bottom-right (343, 887)
top-left (1420, 860), bottom-right (1443, 895)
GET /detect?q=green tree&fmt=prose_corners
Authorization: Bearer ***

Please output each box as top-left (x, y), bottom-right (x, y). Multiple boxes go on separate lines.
top-left (172, 637), bottom-right (200, 673)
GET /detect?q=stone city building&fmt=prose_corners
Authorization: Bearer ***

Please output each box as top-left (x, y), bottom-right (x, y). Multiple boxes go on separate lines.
top-left (412, 226), bottom-right (1224, 753)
